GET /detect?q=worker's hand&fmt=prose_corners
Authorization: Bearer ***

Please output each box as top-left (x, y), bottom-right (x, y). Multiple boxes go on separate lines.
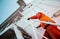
top-left (27, 18), bottom-right (30, 20)
top-left (36, 24), bottom-right (41, 28)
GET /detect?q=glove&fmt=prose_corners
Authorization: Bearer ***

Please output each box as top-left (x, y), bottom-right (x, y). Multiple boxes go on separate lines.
top-left (36, 24), bottom-right (41, 28)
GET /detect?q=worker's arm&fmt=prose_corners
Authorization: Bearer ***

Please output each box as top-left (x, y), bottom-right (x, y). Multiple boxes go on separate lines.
top-left (27, 15), bottom-right (37, 20)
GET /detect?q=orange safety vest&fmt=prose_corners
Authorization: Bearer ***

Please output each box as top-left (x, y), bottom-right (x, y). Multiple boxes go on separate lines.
top-left (29, 12), bottom-right (55, 28)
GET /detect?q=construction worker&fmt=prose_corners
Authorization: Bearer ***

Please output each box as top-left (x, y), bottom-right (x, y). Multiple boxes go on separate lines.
top-left (27, 12), bottom-right (55, 28)
top-left (27, 12), bottom-right (60, 39)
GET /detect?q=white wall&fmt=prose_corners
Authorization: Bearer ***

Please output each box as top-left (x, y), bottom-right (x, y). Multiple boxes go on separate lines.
top-left (16, 0), bottom-right (60, 39)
